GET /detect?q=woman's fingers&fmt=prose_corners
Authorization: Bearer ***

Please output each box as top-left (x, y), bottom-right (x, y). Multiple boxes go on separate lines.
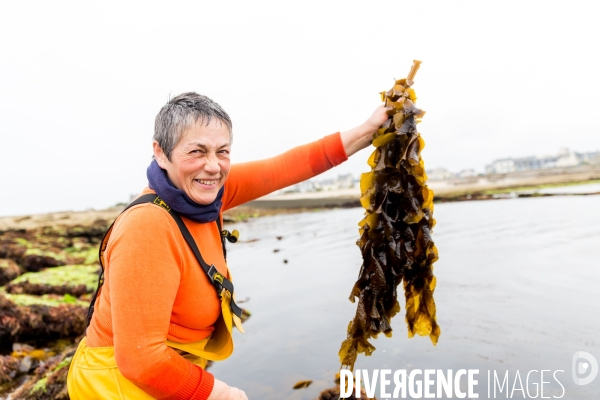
top-left (228, 387), bottom-right (248, 399)
top-left (365, 104), bottom-right (389, 131)
top-left (208, 379), bottom-right (248, 400)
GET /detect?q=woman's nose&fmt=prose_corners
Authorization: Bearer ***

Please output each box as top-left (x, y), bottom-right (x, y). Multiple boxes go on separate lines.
top-left (204, 154), bottom-right (220, 174)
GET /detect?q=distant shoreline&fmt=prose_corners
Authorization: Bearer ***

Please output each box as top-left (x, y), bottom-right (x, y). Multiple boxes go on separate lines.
top-left (1, 166), bottom-right (599, 230)
top-left (242, 165), bottom-right (600, 209)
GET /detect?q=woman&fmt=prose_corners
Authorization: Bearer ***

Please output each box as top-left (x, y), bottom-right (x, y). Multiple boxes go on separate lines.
top-left (67, 92), bottom-right (387, 399)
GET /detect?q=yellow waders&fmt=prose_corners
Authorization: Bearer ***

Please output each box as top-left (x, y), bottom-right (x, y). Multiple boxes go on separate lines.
top-left (67, 291), bottom-right (241, 399)
top-left (69, 195), bottom-right (244, 399)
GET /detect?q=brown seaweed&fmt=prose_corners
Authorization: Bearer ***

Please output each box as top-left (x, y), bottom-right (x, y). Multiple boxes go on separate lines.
top-left (339, 61), bottom-right (440, 370)
top-left (292, 380), bottom-right (313, 389)
top-left (0, 293), bottom-right (88, 345)
top-left (317, 374), bottom-right (376, 400)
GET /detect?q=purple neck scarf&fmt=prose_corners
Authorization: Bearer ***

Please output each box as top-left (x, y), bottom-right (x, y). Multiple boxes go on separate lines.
top-left (146, 159), bottom-right (224, 223)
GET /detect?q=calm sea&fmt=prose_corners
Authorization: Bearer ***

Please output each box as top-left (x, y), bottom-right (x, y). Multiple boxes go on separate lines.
top-left (212, 194), bottom-right (600, 399)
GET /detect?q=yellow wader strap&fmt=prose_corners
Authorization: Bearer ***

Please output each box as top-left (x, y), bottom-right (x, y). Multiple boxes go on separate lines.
top-left (86, 194), bottom-right (244, 331)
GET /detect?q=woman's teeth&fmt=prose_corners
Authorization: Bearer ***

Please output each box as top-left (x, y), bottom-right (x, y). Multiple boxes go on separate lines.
top-left (196, 179), bottom-right (218, 186)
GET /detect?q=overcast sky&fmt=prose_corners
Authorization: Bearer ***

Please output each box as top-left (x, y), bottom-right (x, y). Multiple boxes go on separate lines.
top-left (1, 1), bottom-right (599, 216)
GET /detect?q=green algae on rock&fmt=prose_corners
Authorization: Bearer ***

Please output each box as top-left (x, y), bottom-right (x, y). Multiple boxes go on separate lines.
top-left (0, 294), bottom-right (87, 344)
top-left (0, 234), bottom-right (65, 273)
top-left (8, 350), bottom-right (74, 400)
top-left (0, 220), bottom-right (111, 398)
top-left (64, 243), bottom-right (100, 265)
top-left (339, 61), bottom-right (440, 371)
top-left (20, 248), bottom-right (66, 272)
top-left (6, 265), bottom-right (99, 297)
top-left (0, 259), bottom-right (21, 286)
top-left (0, 223), bottom-right (104, 274)
top-left (64, 222), bottom-right (110, 240)
top-left (4, 293), bottom-right (89, 307)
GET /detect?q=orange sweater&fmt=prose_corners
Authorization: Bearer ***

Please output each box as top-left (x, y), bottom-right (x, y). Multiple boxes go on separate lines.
top-left (85, 133), bottom-right (347, 399)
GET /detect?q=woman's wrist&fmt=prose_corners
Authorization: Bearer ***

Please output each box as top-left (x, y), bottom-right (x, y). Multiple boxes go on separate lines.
top-left (340, 124), bottom-right (374, 157)
top-left (340, 105), bottom-right (388, 157)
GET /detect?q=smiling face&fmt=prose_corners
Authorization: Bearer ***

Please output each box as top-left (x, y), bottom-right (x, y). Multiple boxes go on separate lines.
top-left (153, 119), bottom-right (231, 205)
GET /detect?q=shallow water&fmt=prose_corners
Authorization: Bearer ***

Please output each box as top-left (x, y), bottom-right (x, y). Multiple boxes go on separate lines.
top-left (213, 195), bottom-right (600, 399)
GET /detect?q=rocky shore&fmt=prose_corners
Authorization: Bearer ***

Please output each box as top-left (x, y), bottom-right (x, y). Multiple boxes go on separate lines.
top-left (0, 220), bottom-right (108, 399)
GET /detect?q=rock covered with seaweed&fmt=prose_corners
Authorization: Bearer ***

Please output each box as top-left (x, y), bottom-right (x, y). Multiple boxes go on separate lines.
top-left (0, 220), bottom-right (108, 398)
top-left (0, 216), bottom-right (252, 398)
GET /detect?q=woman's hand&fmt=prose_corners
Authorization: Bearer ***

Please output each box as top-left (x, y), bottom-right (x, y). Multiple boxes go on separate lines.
top-left (207, 378), bottom-right (248, 400)
top-left (340, 105), bottom-right (388, 157)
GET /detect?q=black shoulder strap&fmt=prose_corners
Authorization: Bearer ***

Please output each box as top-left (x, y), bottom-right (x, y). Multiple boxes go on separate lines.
top-left (166, 203), bottom-right (244, 320)
top-left (86, 194), bottom-right (242, 326)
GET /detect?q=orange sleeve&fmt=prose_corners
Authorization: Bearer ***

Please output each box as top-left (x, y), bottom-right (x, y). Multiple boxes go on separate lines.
top-left (222, 132), bottom-right (348, 210)
top-left (107, 204), bottom-right (214, 400)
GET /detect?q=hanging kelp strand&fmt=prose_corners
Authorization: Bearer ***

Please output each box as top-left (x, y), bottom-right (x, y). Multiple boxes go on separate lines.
top-left (339, 60), bottom-right (440, 371)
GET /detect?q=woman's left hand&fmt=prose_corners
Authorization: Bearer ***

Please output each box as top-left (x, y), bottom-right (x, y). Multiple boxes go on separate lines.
top-left (340, 105), bottom-right (389, 157)
top-left (208, 379), bottom-right (248, 400)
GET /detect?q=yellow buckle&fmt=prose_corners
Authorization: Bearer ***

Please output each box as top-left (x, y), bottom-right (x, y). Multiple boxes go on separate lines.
top-left (153, 197), bottom-right (171, 211)
top-left (213, 271), bottom-right (225, 284)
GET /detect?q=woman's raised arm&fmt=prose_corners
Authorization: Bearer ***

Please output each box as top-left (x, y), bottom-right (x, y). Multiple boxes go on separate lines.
top-left (222, 105), bottom-right (388, 210)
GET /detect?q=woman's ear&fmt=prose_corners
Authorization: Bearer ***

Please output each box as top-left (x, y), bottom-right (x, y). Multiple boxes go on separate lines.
top-left (152, 141), bottom-right (169, 169)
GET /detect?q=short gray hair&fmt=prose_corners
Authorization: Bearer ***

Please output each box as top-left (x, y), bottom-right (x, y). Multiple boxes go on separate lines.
top-left (154, 92), bottom-right (232, 160)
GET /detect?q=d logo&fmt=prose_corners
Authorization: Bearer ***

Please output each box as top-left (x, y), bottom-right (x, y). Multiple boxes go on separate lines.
top-left (572, 351), bottom-right (598, 385)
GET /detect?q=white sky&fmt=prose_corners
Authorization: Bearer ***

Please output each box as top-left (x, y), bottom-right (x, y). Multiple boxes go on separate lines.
top-left (1, 1), bottom-right (599, 216)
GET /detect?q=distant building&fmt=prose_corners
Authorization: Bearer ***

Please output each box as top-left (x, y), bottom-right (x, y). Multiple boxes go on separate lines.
top-left (457, 169), bottom-right (477, 178)
top-left (285, 180), bottom-right (316, 193)
top-left (578, 151), bottom-right (600, 164)
top-left (315, 178), bottom-right (336, 191)
top-left (337, 173), bottom-right (355, 189)
top-left (427, 167), bottom-right (453, 181)
top-left (538, 155), bottom-right (557, 169)
top-left (486, 158), bottom-right (515, 174)
top-left (556, 147), bottom-right (579, 168)
top-left (284, 173), bottom-right (355, 193)
top-left (514, 156), bottom-right (542, 171)
top-left (484, 147), bottom-right (599, 174)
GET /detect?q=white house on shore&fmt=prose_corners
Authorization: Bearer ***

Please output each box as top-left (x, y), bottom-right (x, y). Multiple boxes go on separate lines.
top-left (284, 173), bottom-right (356, 193)
top-left (427, 167), bottom-right (454, 181)
top-left (485, 148), bottom-right (599, 175)
top-left (457, 169), bottom-right (477, 178)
